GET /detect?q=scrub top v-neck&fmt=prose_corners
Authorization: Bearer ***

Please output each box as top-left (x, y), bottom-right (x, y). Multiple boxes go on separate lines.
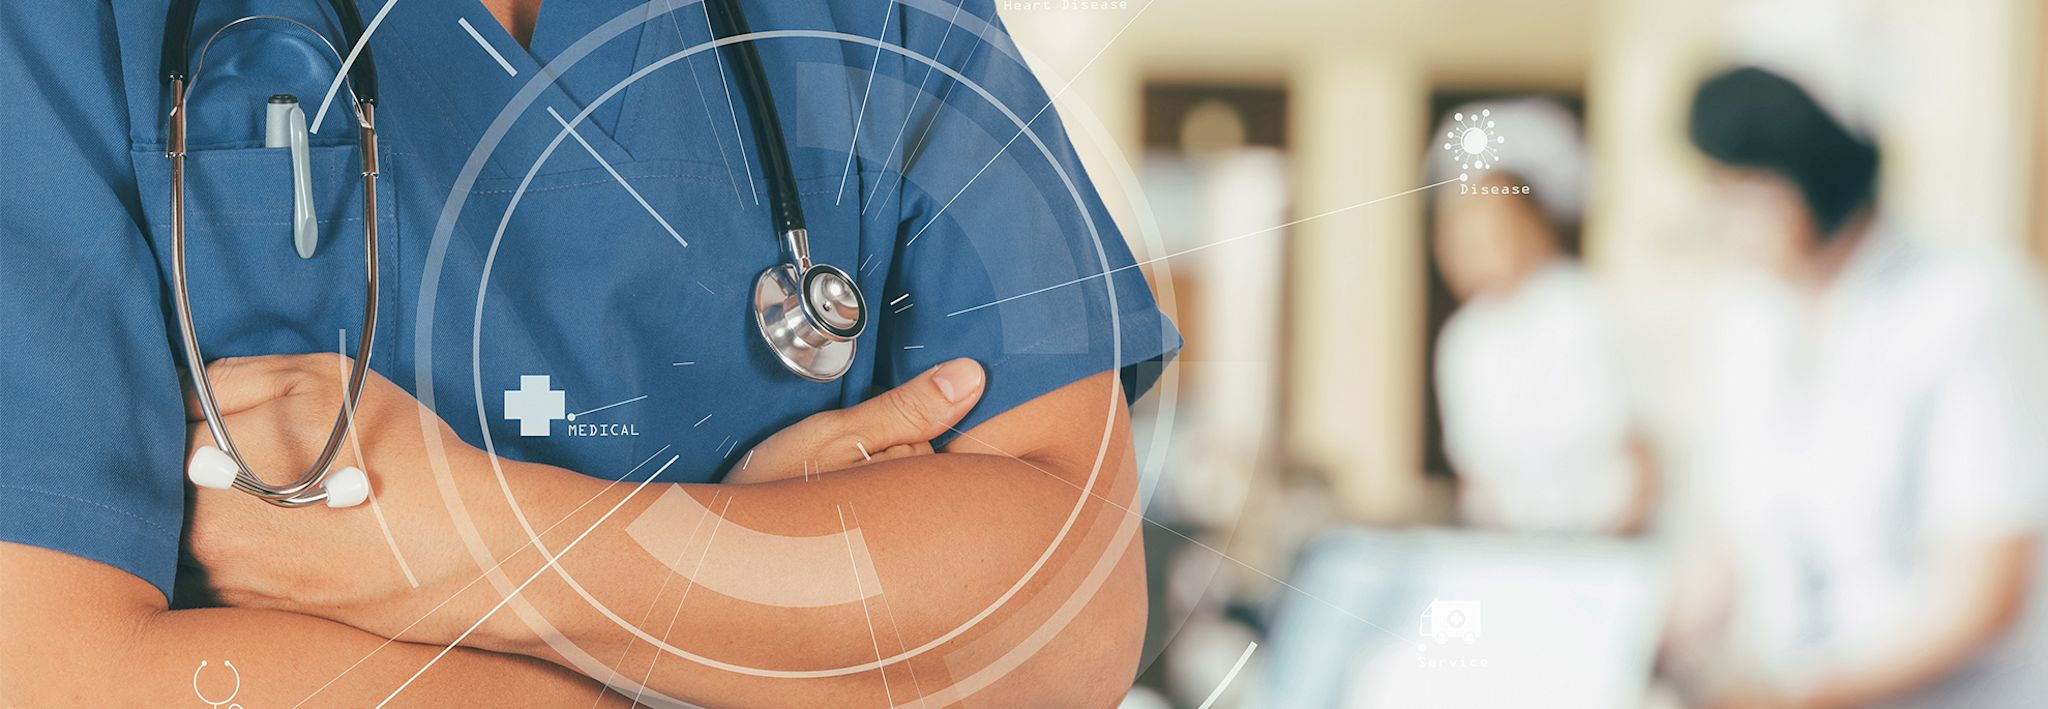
top-left (1, 0), bottom-right (1179, 601)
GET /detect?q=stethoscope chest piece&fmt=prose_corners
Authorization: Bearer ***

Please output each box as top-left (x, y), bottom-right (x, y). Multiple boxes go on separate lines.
top-left (706, 0), bottom-right (869, 382)
top-left (753, 251), bottom-right (865, 382)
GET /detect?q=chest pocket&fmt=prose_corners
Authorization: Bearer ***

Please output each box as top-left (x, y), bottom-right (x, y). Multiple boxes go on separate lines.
top-left (132, 142), bottom-right (398, 359)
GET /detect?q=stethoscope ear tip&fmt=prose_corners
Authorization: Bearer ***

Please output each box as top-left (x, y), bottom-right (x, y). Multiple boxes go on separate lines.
top-left (187, 445), bottom-right (369, 508)
top-left (189, 445), bottom-right (240, 490)
top-left (322, 467), bottom-right (370, 508)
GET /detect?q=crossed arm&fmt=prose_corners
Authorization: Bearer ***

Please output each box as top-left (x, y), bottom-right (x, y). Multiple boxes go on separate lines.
top-left (0, 542), bottom-right (635, 707)
top-left (5, 355), bottom-right (1147, 707)
top-left (428, 374), bottom-right (1147, 707)
top-left (475, 383), bottom-right (1155, 709)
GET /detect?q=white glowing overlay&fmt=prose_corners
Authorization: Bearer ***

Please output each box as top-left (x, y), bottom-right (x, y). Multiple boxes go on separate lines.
top-left (1442, 108), bottom-right (1505, 178)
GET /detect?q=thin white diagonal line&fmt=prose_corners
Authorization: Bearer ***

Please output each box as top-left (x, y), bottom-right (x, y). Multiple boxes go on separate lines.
top-left (860, 10), bottom-right (987, 219)
top-left (701, 1), bottom-right (760, 205)
top-left (664, 0), bottom-right (745, 204)
top-left (850, 505), bottom-right (926, 707)
top-left (547, 107), bottom-right (689, 248)
top-left (946, 177), bottom-right (1463, 317)
top-left (334, 329), bottom-right (418, 589)
top-left (377, 455), bottom-right (682, 707)
top-left (835, 0), bottom-right (898, 204)
top-left (587, 491), bottom-right (715, 709)
top-left (943, 423), bottom-right (1418, 646)
top-left (631, 496), bottom-right (733, 707)
top-left (839, 504), bottom-right (894, 707)
top-left (1196, 642), bottom-right (1257, 709)
top-left (457, 17), bottom-right (518, 76)
top-left (310, 0), bottom-right (398, 133)
top-left (859, 0), bottom-right (965, 218)
top-left (568, 393), bottom-right (650, 420)
top-left (902, 0), bottom-right (1155, 247)
top-left (293, 446), bottom-right (671, 708)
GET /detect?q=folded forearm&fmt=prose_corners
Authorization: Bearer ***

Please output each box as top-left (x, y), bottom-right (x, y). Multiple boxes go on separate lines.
top-left (468, 450), bottom-right (1144, 707)
top-left (123, 606), bottom-right (635, 707)
top-left (0, 543), bottom-right (630, 708)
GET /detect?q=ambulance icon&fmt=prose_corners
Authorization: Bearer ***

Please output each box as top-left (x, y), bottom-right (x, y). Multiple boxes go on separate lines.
top-left (1419, 599), bottom-right (1482, 644)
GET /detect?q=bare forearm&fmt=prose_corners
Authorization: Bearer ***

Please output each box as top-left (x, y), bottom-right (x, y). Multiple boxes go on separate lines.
top-left (174, 366), bottom-right (1147, 705)
top-left (469, 448), bottom-right (1145, 707)
top-left (0, 543), bottom-right (629, 708)
top-left (125, 606), bottom-right (633, 707)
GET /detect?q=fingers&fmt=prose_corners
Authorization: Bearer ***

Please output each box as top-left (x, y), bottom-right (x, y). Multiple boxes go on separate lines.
top-left (183, 353), bottom-right (341, 421)
top-left (835, 358), bottom-right (985, 453)
top-left (868, 442), bottom-right (931, 463)
top-left (184, 366), bottom-right (352, 491)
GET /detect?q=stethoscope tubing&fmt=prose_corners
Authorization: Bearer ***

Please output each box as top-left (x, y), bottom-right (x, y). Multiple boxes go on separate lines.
top-left (164, 13), bottom-right (381, 506)
top-left (160, 0), bottom-right (868, 510)
top-left (706, 0), bottom-right (804, 236)
top-left (708, 0), bottom-right (870, 377)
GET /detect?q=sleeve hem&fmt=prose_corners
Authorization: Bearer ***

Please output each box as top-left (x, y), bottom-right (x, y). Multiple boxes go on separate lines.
top-left (937, 301), bottom-right (1182, 446)
top-left (0, 483), bottom-right (179, 604)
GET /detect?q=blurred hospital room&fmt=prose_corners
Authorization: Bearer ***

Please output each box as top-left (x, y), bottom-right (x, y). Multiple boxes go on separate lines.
top-left (997, 0), bottom-right (2048, 706)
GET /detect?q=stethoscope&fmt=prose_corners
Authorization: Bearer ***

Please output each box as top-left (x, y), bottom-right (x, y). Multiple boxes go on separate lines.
top-left (167, 0), bottom-right (379, 508)
top-left (168, 0), bottom-right (866, 508)
top-left (710, 0), bottom-right (870, 381)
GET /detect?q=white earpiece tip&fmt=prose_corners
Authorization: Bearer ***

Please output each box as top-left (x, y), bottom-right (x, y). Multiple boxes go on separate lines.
top-left (188, 446), bottom-right (240, 490)
top-left (324, 466), bottom-right (370, 508)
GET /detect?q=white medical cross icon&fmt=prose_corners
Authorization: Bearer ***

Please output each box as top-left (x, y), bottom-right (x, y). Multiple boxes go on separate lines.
top-left (504, 374), bottom-right (565, 436)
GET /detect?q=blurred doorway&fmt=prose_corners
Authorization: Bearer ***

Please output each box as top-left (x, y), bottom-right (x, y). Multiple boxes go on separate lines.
top-left (1134, 81), bottom-right (1292, 708)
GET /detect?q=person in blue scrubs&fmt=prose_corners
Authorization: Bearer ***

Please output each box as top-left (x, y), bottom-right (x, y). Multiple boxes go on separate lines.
top-left (1, 0), bottom-right (1178, 705)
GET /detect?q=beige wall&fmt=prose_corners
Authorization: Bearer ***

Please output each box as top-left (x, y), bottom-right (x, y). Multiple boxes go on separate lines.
top-left (2037, 0), bottom-right (2048, 267)
top-left (1284, 51), bottom-right (1431, 522)
top-left (1001, 0), bottom-right (2046, 526)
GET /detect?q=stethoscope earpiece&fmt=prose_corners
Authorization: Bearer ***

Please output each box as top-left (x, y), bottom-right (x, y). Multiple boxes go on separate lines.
top-left (163, 0), bottom-right (381, 510)
top-left (188, 445), bottom-right (240, 491)
top-left (186, 445), bottom-right (370, 508)
top-left (321, 466), bottom-right (371, 508)
top-left (163, 0), bottom-right (860, 517)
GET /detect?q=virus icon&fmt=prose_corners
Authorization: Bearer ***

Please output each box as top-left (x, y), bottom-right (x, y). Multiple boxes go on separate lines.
top-left (1442, 109), bottom-right (1504, 179)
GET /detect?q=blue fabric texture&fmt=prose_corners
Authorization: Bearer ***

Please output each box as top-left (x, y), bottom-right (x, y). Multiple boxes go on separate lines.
top-left (1, 0), bottom-right (1179, 602)
top-left (2, 0), bottom-right (190, 601)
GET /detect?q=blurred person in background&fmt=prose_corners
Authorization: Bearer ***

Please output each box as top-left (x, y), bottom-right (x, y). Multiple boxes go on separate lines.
top-left (1429, 99), bottom-right (1652, 535)
top-left (1670, 65), bottom-right (2048, 708)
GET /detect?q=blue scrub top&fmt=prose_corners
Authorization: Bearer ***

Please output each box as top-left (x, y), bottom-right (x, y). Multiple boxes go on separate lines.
top-left (1, 0), bottom-right (1178, 601)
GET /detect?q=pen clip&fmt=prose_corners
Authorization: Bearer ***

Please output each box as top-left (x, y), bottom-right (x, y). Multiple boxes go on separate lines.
top-left (266, 95), bottom-right (318, 258)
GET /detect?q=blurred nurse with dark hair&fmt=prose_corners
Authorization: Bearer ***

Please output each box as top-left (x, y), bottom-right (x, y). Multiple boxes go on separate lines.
top-left (1670, 65), bottom-right (2048, 708)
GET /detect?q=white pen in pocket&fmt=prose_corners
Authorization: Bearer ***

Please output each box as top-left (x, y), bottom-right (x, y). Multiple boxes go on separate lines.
top-left (264, 94), bottom-right (318, 258)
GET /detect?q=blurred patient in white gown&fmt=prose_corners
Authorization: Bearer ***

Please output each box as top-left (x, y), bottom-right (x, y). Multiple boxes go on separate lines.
top-left (1429, 99), bottom-right (1651, 536)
